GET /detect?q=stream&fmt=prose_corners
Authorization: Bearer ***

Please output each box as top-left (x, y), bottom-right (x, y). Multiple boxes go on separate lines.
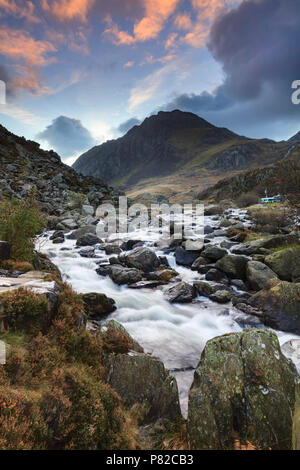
top-left (38, 208), bottom-right (300, 417)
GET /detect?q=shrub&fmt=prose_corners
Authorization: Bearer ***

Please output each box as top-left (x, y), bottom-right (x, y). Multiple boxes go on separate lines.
top-left (236, 191), bottom-right (259, 208)
top-left (0, 288), bottom-right (49, 332)
top-left (102, 327), bottom-right (132, 354)
top-left (0, 260), bottom-right (33, 272)
top-left (0, 190), bottom-right (46, 262)
top-left (250, 208), bottom-right (289, 234)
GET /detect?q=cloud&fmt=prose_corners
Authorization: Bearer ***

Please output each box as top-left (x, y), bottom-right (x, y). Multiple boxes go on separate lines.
top-left (0, 28), bottom-right (56, 66)
top-left (128, 61), bottom-right (180, 111)
top-left (0, 0), bottom-right (40, 23)
top-left (41, 0), bottom-right (94, 22)
top-left (124, 61), bottom-right (135, 68)
top-left (161, 0), bottom-right (300, 137)
top-left (37, 115), bottom-right (95, 158)
top-left (117, 117), bottom-right (141, 134)
top-left (103, 0), bottom-right (180, 45)
top-left (174, 12), bottom-right (192, 30)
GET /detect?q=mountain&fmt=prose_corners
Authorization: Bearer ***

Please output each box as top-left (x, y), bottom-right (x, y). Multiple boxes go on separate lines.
top-left (198, 143), bottom-right (300, 202)
top-left (0, 123), bottom-right (120, 222)
top-left (288, 131), bottom-right (300, 143)
top-left (73, 110), bottom-right (290, 202)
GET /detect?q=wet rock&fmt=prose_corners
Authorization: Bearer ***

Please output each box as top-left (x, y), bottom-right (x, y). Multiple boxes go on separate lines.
top-left (231, 279), bottom-right (247, 291)
top-left (204, 226), bottom-right (214, 235)
top-left (265, 247), bottom-right (300, 282)
top-left (231, 245), bottom-right (253, 256)
top-left (79, 247), bottom-right (95, 258)
top-left (104, 351), bottom-right (181, 425)
top-left (175, 246), bottom-right (202, 267)
top-left (100, 243), bottom-right (122, 255)
top-left (188, 329), bottom-right (298, 450)
top-left (202, 245), bottom-right (227, 261)
top-left (96, 265), bottom-right (111, 276)
top-left (250, 280), bottom-right (300, 334)
top-left (246, 261), bottom-right (278, 291)
top-left (109, 265), bottom-right (143, 285)
top-left (193, 281), bottom-right (215, 298)
top-left (50, 231), bottom-right (65, 241)
top-left (209, 290), bottom-right (231, 304)
top-left (61, 218), bottom-right (78, 230)
top-left (52, 237), bottom-right (64, 244)
top-left (129, 280), bottom-right (166, 289)
top-left (205, 268), bottom-right (227, 283)
top-left (66, 225), bottom-right (96, 240)
top-left (32, 252), bottom-right (60, 274)
top-left (204, 205), bottom-right (223, 216)
top-left (76, 233), bottom-right (100, 247)
top-left (82, 204), bottom-right (94, 216)
top-left (149, 269), bottom-right (178, 282)
top-left (165, 282), bottom-right (196, 303)
top-left (82, 292), bottom-right (116, 318)
top-left (191, 256), bottom-right (210, 271)
top-left (123, 247), bottom-right (160, 273)
top-left (216, 254), bottom-right (248, 280)
top-left (0, 241), bottom-right (10, 261)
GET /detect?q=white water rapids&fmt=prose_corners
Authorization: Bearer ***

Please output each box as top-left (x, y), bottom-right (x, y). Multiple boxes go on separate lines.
top-left (38, 210), bottom-right (300, 416)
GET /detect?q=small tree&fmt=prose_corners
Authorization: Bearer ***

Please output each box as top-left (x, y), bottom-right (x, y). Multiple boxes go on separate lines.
top-left (0, 189), bottom-right (46, 261)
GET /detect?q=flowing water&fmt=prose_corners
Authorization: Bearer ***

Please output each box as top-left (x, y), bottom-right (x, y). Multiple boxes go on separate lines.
top-left (38, 210), bottom-right (300, 416)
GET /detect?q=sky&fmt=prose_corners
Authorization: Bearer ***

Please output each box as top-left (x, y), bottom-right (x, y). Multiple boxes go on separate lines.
top-left (0, 0), bottom-right (300, 165)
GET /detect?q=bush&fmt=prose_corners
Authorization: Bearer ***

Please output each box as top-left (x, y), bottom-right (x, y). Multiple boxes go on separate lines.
top-left (250, 208), bottom-right (289, 234)
top-left (0, 260), bottom-right (33, 272)
top-left (102, 327), bottom-right (132, 354)
top-left (236, 191), bottom-right (259, 208)
top-left (0, 288), bottom-right (49, 332)
top-left (0, 191), bottom-right (46, 262)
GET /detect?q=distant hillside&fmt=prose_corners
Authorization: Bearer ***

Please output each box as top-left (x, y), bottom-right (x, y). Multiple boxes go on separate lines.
top-left (73, 110), bottom-right (290, 202)
top-left (198, 143), bottom-right (300, 202)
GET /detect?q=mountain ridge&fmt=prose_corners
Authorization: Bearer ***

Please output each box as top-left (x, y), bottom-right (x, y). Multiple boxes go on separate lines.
top-left (73, 110), bottom-right (290, 202)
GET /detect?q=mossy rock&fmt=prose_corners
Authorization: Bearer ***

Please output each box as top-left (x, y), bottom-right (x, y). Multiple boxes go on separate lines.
top-left (188, 329), bottom-right (298, 450)
top-left (265, 246), bottom-right (300, 282)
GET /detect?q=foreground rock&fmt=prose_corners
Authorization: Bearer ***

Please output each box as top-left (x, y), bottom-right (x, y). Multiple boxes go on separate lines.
top-left (165, 282), bottom-right (196, 303)
top-left (109, 265), bottom-right (143, 285)
top-left (250, 280), bottom-right (300, 334)
top-left (122, 247), bottom-right (160, 273)
top-left (265, 247), bottom-right (300, 283)
top-left (102, 322), bottom-right (181, 425)
top-left (246, 261), bottom-right (278, 291)
top-left (188, 329), bottom-right (298, 450)
top-left (216, 254), bottom-right (248, 280)
top-left (82, 292), bottom-right (116, 318)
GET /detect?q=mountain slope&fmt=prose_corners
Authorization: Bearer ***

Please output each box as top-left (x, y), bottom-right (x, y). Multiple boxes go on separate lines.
top-left (73, 110), bottom-right (291, 201)
top-left (0, 123), bottom-right (120, 216)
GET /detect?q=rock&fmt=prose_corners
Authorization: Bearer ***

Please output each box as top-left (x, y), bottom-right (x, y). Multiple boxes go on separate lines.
top-left (123, 247), bottom-right (160, 273)
top-left (120, 239), bottom-right (144, 251)
top-left (231, 245), bottom-right (253, 256)
top-left (76, 233), bottom-right (100, 247)
top-left (265, 247), bottom-right (300, 282)
top-left (231, 279), bottom-right (247, 290)
top-left (209, 290), bottom-right (232, 304)
top-left (0, 242), bottom-right (10, 261)
top-left (165, 282), bottom-right (196, 303)
top-left (246, 261), bottom-right (278, 291)
top-left (82, 292), bottom-right (116, 318)
top-left (202, 245), bottom-right (227, 261)
top-left (52, 237), bottom-right (64, 244)
top-left (61, 218), bottom-right (78, 230)
top-left (104, 351), bottom-right (181, 425)
top-left (50, 231), bottom-right (65, 241)
top-left (204, 226), bottom-right (214, 235)
top-left (220, 240), bottom-right (237, 249)
top-left (250, 280), bottom-right (300, 334)
top-left (82, 204), bottom-right (94, 216)
top-left (175, 246), bottom-right (202, 267)
top-left (96, 265), bottom-right (111, 276)
top-left (102, 320), bottom-right (144, 353)
top-left (100, 243), bottom-right (122, 255)
top-left (205, 269), bottom-right (227, 282)
top-left (109, 265), bottom-right (143, 285)
top-left (79, 247), bottom-right (95, 258)
top-left (247, 234), bottom-right (300, 251)
top-left (216, 254), bottom-right (248, 280)
top-left (129, 280), bottom-right (166, 289)
top-left (193, 281), bottom-right (215, 298)
top-left (66, 225), bottom-right (96, 240)
top-left (32, 252), bottom-right (60, 274)
top-left (188, 329), bottom-right (298, 450)
top-left (150, 269), bottom-right (178, 282)
top-left (191, 256), bottom-right (209, 271)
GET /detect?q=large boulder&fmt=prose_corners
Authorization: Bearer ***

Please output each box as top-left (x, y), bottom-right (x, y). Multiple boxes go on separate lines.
top-left (265, 247), bottom-right (300, 282)
top-left (175, 246), bottom-right (202, 267)
top-left (216, 254), bottom-right (248, 280)
top-left (66, 225), bottom-right (96, 240)
top-left (246, 261), bottom-right (278, 291)
top-left (250, 280), bottom-right (300, 334)
top-left (123, 247), bottom-right (160, 273)
top-left (109, 265), bottom-right (143, 285)
top-left (202, 245), bottom-right (227, 261)
top-left (0, 242), bottom-right (10, 261)
top-left (164, 281), bottom-right (196, 303)
top-left (104, 351), bottom-right (181, 424)
top-left (82, 292), bottom-right (116, 318)
top-left (246, 234), bottom-right (300, 252)
top-left (188, 329), bottom-right (298, 450)
top-left (76, 233), bottom-right (101, 247)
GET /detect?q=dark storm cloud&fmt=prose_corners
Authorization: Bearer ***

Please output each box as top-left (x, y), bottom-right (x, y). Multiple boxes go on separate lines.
top-left (161, 0), bottom-right (300, 137)
top-left (37, 116), bottom-right (95, 158)
top-left (117, 117), bottom-right (141, 134)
